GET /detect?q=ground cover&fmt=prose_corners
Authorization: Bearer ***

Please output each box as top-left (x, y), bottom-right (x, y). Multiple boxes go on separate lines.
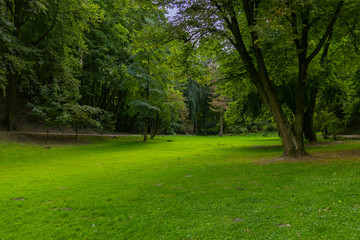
top-left (1, 135), bottom-right (360, 239)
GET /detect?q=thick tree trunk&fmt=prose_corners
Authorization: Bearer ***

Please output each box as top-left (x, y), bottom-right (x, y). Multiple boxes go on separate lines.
top-left (4, 72), bottom-right (18, 131)
top-left (303, 111), bottom-right (316, 142)
top-left (266, 88), bottom-right (305, 158)
top-left (3, 1), bottom-right (24, 131)
top-left (223, 1), bottom-right (307, 158)
top-left (293, 62), bottom-right (308, 155)
top-left (303, 87), bottom-right (317, 142)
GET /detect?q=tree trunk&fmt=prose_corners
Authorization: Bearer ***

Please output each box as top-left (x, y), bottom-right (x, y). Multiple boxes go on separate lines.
top-left (150, 114), bottom-right (160, 139)
top-left (104, 88), bottom-right (117, 111)
top-left (204, 110), bottom-right (207, 135)
top-left (98, 83), bottom-right (107, 108)
top-left (221, 2), bottom-right (301, 157)
top-left (293, 62), bottom-right (308, 154)
top-left (115, 92), bottom-right (124, 131)
top-left (143, 117), bottom-right (148, 142)
top-left (4, 72), bottom-right (18, 131)
top-left (193, 115), bottom-right (197, 135)
top-left (219, 112), bottom-right (223, 137)
top-left (3, 0), bottom-right (23, 131)
top-left (303, 112), bottom-right (316, 142)
top-left (303, 87), bottom-right (317, 142)
top-left (223, 0), bottom-right (341, 157)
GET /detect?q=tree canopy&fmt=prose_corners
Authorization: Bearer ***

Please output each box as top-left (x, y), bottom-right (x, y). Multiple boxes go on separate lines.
top-left (1, 0), bottom-right (359, 156)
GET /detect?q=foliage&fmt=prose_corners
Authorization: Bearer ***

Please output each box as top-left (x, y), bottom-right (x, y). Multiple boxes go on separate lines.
top-left (27, 82), bottom-right (69, 135)
top-left (315, 110), bottom-right (343, 140)
top-left (63, 103), bottom-right (103, 137)
top-left (1, 0), bottom-right (360, 143)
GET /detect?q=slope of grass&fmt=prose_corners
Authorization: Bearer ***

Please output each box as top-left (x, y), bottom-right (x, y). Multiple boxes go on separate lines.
top-left (1, 135), bottom-right (360, 239)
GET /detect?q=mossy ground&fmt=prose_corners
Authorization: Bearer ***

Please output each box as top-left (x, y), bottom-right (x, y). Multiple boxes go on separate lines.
top-left (1, 135), bottom-right (360, 239)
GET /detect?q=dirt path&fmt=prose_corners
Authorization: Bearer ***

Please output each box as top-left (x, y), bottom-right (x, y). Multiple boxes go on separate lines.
top-left (0, 131), bottom-right (141, 137)
top-left (336, 135), bottom-right (360, 139)
top-left (1, 131), bottom-right (359, 138)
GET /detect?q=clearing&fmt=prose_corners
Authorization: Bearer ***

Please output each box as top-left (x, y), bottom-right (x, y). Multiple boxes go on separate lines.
top-left (1, 135), bottom-right (360, 239)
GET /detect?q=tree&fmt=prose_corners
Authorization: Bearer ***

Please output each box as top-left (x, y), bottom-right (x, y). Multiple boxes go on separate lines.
top-left (209, 95), bottom-right (228, 136)
top-left (27, 81), bottom-right (69, 138)
top-left (63, 103), bottom-right (103, 139)
top-left (0, 0), bottom-right (101, 130)
top-left (159, 0), bottom-right (357, 157)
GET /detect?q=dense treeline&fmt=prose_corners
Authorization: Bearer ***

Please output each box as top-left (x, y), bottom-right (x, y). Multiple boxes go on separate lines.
top-left (1, 0), bottom-right (360, 154)
top-left (0, 0), bottom-right (224, 140)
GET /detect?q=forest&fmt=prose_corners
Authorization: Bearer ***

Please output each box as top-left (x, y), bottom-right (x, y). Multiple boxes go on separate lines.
top-left (3, 1), bottom-right (360, 239)
top-left (1, 0), bottom-right (360, 157)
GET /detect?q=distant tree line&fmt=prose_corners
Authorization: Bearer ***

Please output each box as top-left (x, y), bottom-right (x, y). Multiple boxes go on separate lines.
top-left (0, 0), bottom-right (227, 141)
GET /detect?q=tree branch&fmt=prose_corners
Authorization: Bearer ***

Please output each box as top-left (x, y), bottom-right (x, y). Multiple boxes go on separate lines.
top-left (4, 0), bottom-right (14, 16)
top-left (346, 21), bottom-right (359, 54)
top-left (291, 10), bottom-right (301, 50)
top-left (306, 1), bottom-right (344, 64)
top-left (320, 31), bottom-right (333, 63)
top-left (32, 0), bottom-right (59, 45)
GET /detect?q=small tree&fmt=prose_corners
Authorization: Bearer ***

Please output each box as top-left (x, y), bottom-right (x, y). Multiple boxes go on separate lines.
top-left (28, 102), bottom-right (66, 139)
top-left (27, 84), bottom-right (68, 138)
top-left (326, 117), bottom-right (343, 140)
top-left (316, 110), bottom-right (342, 140)
top-left (63, 103), bottom-right (103, 139)
top-left (209, 95), bottom-right (228, 136)
top-left (128, 100), bottom-right (161, 142)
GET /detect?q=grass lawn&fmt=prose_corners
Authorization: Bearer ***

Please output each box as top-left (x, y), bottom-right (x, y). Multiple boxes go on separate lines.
top-left (1, 135), bottom-right (360, 239)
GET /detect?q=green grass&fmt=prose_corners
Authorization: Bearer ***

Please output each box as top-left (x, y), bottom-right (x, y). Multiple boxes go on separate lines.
top-left (1, 135), bottom-right (360, 239)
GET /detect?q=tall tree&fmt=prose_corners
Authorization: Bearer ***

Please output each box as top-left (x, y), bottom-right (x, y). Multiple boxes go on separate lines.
top-left (159, 0), bottom-right (354, 157)
top-left (0, 0), bottom-right (101, 130)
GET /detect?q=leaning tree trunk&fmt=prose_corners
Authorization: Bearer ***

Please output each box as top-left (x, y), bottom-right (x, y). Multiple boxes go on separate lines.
top-left (264, 82), bottom-right (306, 158)
top-left (225, 2), bottom-right (306, 158)
top-left (237, 0), bottom-right (341, 157)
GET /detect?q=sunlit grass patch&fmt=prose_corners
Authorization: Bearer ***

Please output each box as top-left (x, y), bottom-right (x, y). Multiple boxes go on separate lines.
top-left (1, 135), bottom-right (360, 239)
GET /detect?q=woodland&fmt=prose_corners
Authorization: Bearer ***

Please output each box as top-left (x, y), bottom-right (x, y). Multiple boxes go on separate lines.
top-left (1, 0), bottom-right (360, 157)
top-left (3, 1), bottom-right (360, 239)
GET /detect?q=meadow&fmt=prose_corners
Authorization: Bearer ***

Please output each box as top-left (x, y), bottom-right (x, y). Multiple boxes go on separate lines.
top-left (1, 135), bottom-right (360, 239)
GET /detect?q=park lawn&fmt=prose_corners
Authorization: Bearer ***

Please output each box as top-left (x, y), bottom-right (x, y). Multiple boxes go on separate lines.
top-left (1, 135), bottom-right (360, 239)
